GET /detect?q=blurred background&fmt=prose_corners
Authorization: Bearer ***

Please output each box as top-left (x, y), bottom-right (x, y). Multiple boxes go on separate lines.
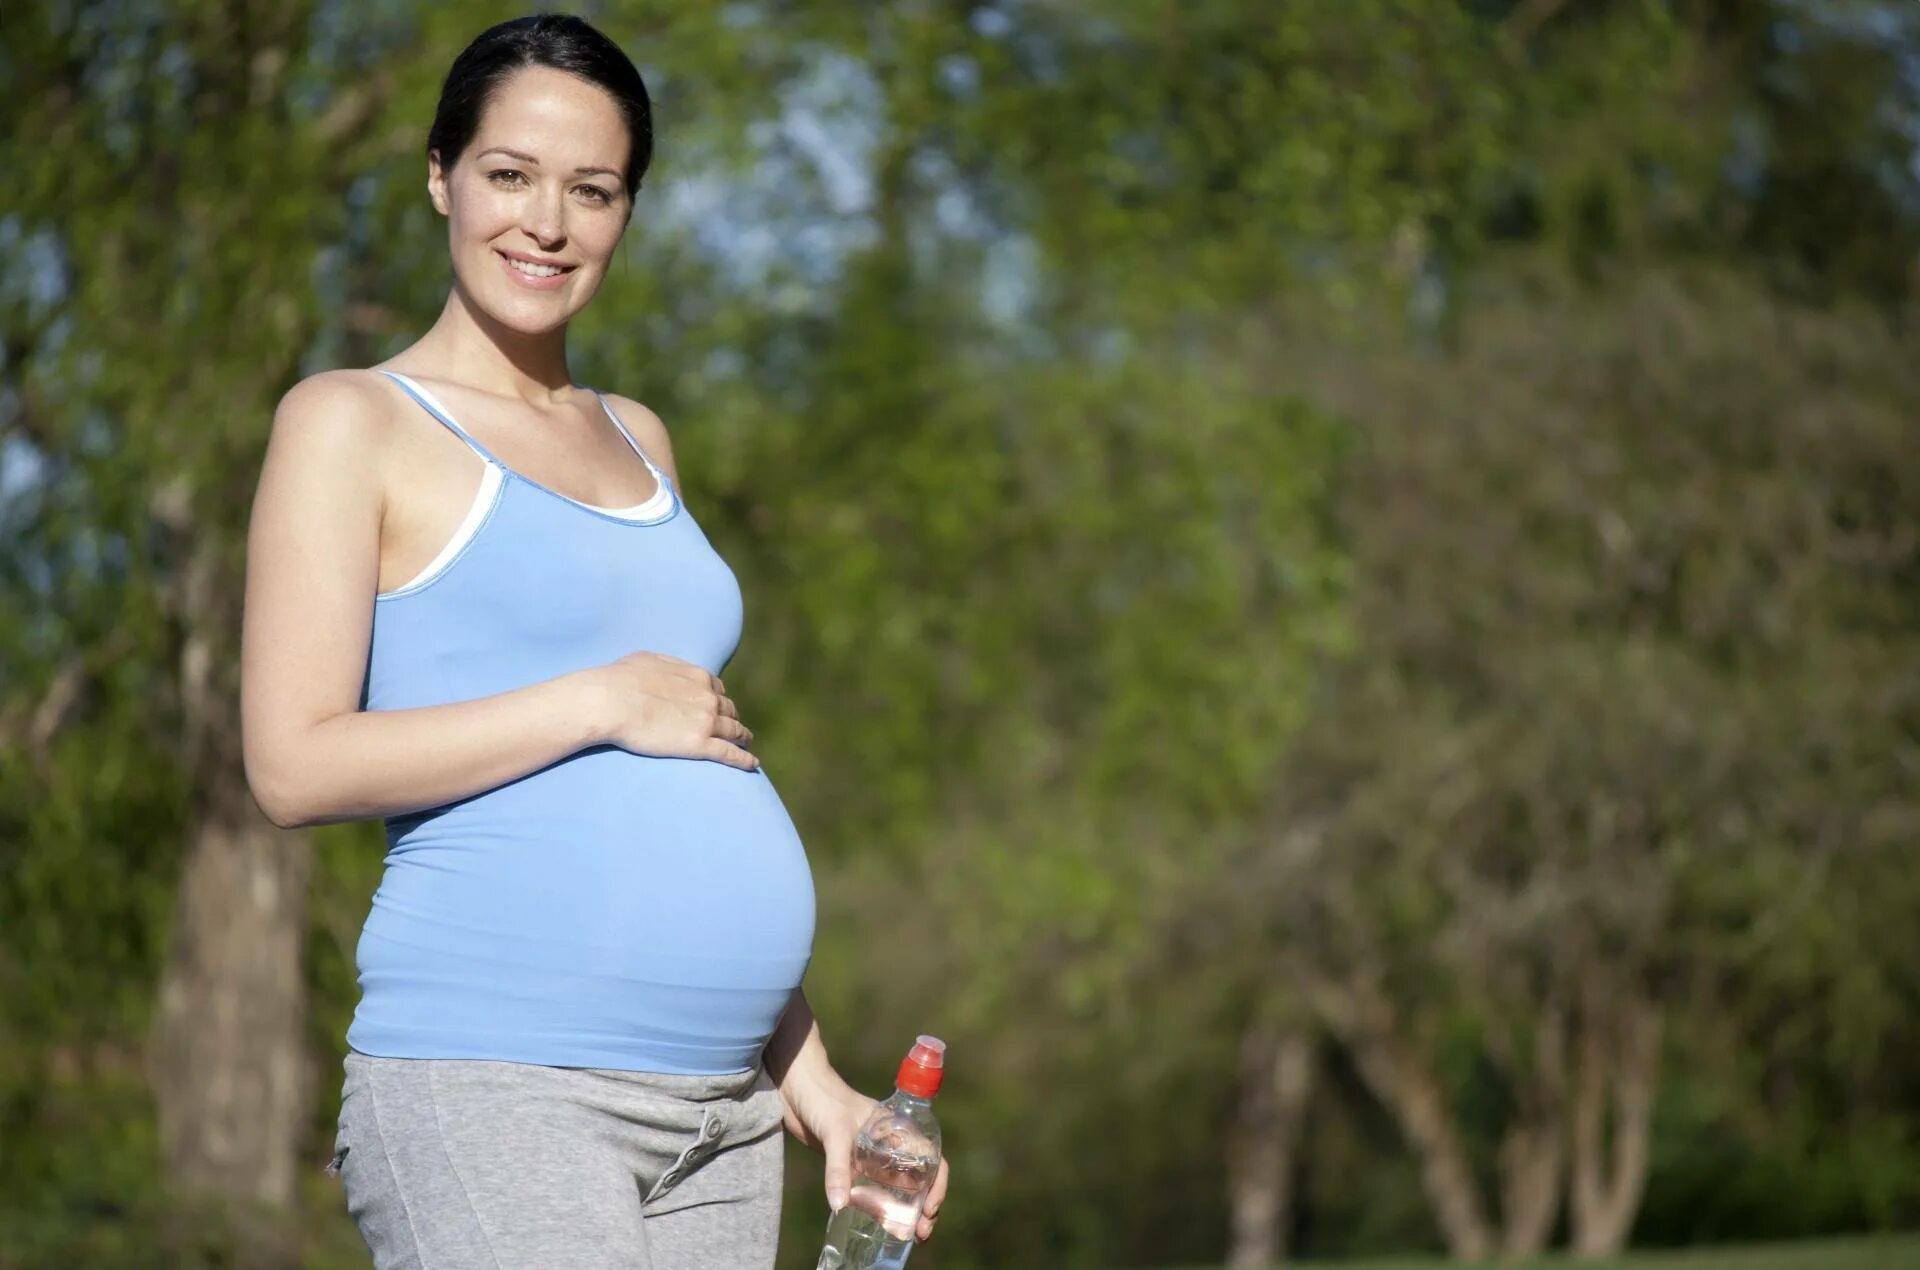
top-left (4, 1), bottom-right (1919, 1267)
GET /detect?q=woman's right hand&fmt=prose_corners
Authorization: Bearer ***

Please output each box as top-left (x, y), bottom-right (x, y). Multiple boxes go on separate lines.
top-left (580, 651), bottom-right (759, 771)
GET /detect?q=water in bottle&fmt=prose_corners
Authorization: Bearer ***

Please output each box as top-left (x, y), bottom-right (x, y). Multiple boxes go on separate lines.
top-left (816, 1035), bottom-right (946, 1270)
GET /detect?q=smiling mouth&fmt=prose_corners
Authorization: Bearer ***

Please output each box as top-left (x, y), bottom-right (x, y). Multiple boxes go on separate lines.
top-left (497, 250), bottom-right (576, 278)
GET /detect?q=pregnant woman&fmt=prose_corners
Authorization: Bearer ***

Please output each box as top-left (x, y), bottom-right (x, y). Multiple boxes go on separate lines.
top-left (238, 14), bottom-right (946, 1267)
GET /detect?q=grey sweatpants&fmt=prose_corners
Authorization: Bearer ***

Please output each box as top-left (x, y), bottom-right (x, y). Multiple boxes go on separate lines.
top-left (328, 1049), bottom-right (786, 1269)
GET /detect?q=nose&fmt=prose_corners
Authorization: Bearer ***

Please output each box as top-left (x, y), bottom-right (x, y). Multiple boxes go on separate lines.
top-left (522, 182), bottom-right (567, 250)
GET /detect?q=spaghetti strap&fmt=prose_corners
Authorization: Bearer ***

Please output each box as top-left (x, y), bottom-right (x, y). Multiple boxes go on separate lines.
top-left (381, 370), bottom-right (503, 466)
top-left (594, 392), bottom-right (675, 490)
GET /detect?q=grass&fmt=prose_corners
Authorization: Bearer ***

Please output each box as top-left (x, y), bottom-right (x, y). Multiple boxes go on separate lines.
top-left (1199, 1232), bottom-right (1920, 1269)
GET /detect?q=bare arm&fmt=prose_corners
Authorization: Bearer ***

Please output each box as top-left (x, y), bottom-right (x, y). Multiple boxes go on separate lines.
top-left (764, 986), bottom-right (847, 1105)
top-left (239, 372), bottom-right (754, 830)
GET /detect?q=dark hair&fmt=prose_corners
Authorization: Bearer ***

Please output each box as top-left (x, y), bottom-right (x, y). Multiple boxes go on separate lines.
top-left (426, 13), bottom-right (653, 202)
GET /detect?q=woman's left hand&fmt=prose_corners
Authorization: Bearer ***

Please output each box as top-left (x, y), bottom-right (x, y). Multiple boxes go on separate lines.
top-left (778, 1065), bottom-right (950, 1242)
top-left (763, 989), bottom-right (950, 1241)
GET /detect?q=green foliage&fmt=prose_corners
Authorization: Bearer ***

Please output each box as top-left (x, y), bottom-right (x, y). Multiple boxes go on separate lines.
top-left (1234, 257), bottom-right (1920, 1254)
top-left (1180, 1231), bottom-right (1920, 1269)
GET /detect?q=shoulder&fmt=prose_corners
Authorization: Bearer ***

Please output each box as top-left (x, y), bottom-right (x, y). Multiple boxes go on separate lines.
top-left (269, 368), bottom-right (395, 455)
top-left (255, 368), bottom-right (400, 505)
top-left (599, 391), bottom-right (680, 480)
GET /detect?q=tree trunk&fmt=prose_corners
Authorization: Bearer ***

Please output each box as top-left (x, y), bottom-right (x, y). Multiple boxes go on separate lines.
top-left (1227, 1022), bottom-right (1316, 1268)
top-left (1497, 1115), bottom-right (1562, 1255)
top-left (1311, 979), bottom-right (1496, 1260)
top-left (1569, 978), bottom-right (1661, 1256)
top-left (149, 768), bottom-right (312, 1205)
top-left (148, 540), bottom-right (311, 1206)
top-left (1495, 1005), bottom-right (1566, 1256)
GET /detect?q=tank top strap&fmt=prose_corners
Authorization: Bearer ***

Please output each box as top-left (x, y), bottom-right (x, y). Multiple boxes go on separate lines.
top-left (593, 392), bottom-right (675, 491)
top-left (381, 370), bottom-right (503, 467)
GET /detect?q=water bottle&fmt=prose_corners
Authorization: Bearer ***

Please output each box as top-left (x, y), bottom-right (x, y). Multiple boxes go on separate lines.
top-left (816, 1035), bottom-right (946, 1270)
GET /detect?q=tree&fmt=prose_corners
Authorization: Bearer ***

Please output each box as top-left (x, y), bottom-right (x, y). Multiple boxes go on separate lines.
top-left (1238, 257), bottom-right (1920, 1258)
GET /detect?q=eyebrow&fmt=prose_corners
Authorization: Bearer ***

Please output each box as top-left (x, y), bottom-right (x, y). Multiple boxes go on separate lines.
top-left (475, 146), bottom-right (623, 182)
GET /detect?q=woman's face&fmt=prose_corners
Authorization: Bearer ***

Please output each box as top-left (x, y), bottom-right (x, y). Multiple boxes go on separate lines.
top-left (428, 65), bottom-right (632, 334)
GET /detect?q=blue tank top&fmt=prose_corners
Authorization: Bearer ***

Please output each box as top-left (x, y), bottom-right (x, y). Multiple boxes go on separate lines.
top-left (344, 370), bottom-right (816, 1074)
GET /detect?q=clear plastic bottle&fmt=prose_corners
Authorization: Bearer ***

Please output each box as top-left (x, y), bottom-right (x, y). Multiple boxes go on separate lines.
top-left (816, 1036), bottom-right (946, 1270)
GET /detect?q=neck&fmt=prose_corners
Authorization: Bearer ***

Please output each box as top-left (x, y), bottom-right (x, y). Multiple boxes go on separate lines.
top-left (415, 280), bottom-right (577, 404)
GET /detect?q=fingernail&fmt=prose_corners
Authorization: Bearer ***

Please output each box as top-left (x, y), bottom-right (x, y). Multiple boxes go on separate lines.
top-left (827, 1187), bottom-right (848, 1212)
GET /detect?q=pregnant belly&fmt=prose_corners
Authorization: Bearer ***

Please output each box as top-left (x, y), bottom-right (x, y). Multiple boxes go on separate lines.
top-left (369, 746), bottom-right (817, 981)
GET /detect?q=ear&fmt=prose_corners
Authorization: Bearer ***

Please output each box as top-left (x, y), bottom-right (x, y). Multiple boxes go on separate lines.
top-left (427, 148), bottom-right (450, 218)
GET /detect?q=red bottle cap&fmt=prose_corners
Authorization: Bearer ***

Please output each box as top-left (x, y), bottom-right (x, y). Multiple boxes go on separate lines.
top-left (896, 1034), bottom-right (946, 1098)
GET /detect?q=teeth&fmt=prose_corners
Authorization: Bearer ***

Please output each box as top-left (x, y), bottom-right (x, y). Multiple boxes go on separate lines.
top-left (505, 255), bottom-right (565, 278)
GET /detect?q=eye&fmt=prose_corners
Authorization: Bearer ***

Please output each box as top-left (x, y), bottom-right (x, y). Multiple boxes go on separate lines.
top-left (487, 170), bottom-right (612, 205)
